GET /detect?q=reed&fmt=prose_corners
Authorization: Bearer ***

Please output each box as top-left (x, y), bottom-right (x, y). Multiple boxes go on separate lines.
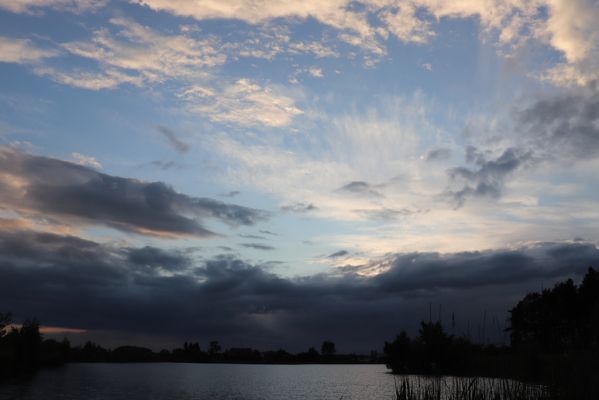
top-left (393, 376), bottom-right (551, 400)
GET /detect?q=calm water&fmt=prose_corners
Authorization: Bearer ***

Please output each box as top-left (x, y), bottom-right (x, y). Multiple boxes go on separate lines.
top-left (0, 363), bottom-right (398, 400)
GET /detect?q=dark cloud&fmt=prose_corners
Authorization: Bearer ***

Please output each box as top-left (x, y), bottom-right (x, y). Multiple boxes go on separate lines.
top-left (517, 87), bottom-right (599, 159)
top-left (239, 234), bottom-right (267, 240)
top-left (2, 228), bottom-right (598, 351)
top-left (425, 147), bottom-right (452, 162)
top-left (157, 126), bottom-right (191, 154)
top-left (281, 202), bottom-right (318, 213)
top-left (259, 230), bottom-right (278, 236)
top-left (127, 246), bottom-right (190, 272)
top-left (355, 208), bottom-right (427, 221)
top-left (445, 147), bottom-right (532, 207)
top-left (149, 160), bottom-right (179, 170)
top-left (336, 181), bottom-right (383, 198)
top-left (328, 250), bottom-right (349, 258)
top-left (217, 246), bottom-right (234, 252)
top-left (0, 147), bottom-right (268, 237)
top-left (220, 191), bottom-right (240, 198)
top-left (241, 243), bottom-right (276, 251)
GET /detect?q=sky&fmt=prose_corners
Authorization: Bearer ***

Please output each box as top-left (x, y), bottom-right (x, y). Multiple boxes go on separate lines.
top-left (1, 0), bottom-right (599, 352)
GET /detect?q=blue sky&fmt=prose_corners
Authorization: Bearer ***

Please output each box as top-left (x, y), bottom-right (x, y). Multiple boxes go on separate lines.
top-left (1, 0), bottom-right (599, 349)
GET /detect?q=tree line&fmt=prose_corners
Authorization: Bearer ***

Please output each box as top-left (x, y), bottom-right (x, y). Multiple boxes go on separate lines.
top-left (1, 317), bottom-right (379, 379)
top-left (383, 267), bottom-right (599, 399)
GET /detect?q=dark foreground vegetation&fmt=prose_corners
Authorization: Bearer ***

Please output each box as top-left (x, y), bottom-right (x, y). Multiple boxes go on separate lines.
top-left (393, 376), bottom-right (550, 400)
top-left (385, 268), bottom-right (599, 399)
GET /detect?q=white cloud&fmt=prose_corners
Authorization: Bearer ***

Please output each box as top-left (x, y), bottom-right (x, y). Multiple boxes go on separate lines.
top-left (540, 0), bottom-right (599, 63)
top-left (131, 0), bottom-right (599, 87)
top-left (288, 41), bottom-right (339, 58)
top-left (0, 0), bottom-right (106, 14)
top-left (378, 2), bottom-right (435, 44)
top-left (223, 25), bottom-right (291, 61)
top-left (538, 0), bottom-right (599, 87)
top-left (308, 67), bottom-right (324, 78)
top-left (180, 79), bottom-right (303, 127)
top-left (204, 94), bottom-right (447, 221)
top-left (70, 152), bottom-right (102, 169)
top-left (61, 17), bottom-right (226, 85)
top-left (33, 66), bottom-right (143, 90)
top-left (0, 37), bottom-right (58, 64)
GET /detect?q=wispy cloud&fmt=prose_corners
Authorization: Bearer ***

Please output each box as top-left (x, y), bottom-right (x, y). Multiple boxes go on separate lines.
top-left (0, 37), bottom-right (58, 64)
top-left (58, 17), bottom-right (225, 86)
top-left (241, 243), bottom-right (276, 251)
top-left (180, 79), bottom-right (303, 127)
top-left (157, 126), bottom-right (190, 153)
top-left (0, 0), bottom-right (106, 14)
top-left (281, 202), bottom-right (318, 213)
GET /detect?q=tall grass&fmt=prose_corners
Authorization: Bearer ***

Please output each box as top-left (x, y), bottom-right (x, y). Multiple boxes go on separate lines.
top-left (393, 376), bottom-right (551, 400)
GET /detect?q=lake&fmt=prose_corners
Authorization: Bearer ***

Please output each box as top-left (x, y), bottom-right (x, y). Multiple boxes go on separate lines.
top-left (0, 363), bottom-right (398, 400)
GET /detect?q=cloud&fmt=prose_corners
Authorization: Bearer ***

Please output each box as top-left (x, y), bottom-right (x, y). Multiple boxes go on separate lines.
top-left (157, 126), bottom-right (191, 153)
top-left (239, 234), bottom-right (267, 240)
top-left (288, 41), bottom-right (339, 58)
top-left (307, 67), bottom-right (324, 78)
top-left (149, 160), bottom-right (179, 170)
top-left (0, 37), bottom-right (58, 64)
top-left (132, 0), bottom-right (382, 54)
top-left (40, 17), bottom-right (225, 90)
top-left (516, 87), bottom-right (599, 159)
top-left (241, 243), bottom-right (276, 251)
top-left (540, 0), bottom-right (599, 63)
top-left (206, 94), bottom-right (439, 223)
top-left (180, 79), bottom-right (303, 127)
top-left (0, 147), bottom-right (268, 237)
top-left (70, 152), bottom-right (102, 169)
top-left (0, 0), bottom-right (106, 14)
top-left (538, 0), bottom-right (599, 87)
top-left (337, 181), bottom-right (383, 198)
top-left (33, 66), bottom-right (144, 90)
top-left (355, 208), bottom-right (426, 221)
top-left (425, 147), bottom-right (451, 162)
top-left (220, 191), bottom-right (240, 198)
top-left (280, 202), bottom-right (318, 213)
top-left (328, 250), bottom-right (349, 258)
top-left (445, 147), bottom-right (532, 207)
top-left (4, 1), bottom-right (597, 90)
top-left (1, 227), bottom-right (597, 350)
top-left (127, 246), bottom-right (190, 272)
top-left (129, 1), bottom-right (599, 87)
top-left (369, 241), bottom-right (599, 292)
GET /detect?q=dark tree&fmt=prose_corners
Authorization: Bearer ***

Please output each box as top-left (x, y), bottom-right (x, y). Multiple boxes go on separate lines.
top-left (384, 331), bottom-right (412, 373)
top-left (321, 340), bottom-right (336, 356)
top-left (209, 340), bottom-right (221, 355)
top-left (509, 268), bottom-right (599, 352)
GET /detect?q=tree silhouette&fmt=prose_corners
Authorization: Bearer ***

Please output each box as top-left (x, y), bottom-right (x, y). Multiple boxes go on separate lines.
top-left (321, 340), bottom-right (336, 356)
top-left (509, 268), bottom-right (599, 352)
top-left (209, 340), bottom-right (221, 355)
